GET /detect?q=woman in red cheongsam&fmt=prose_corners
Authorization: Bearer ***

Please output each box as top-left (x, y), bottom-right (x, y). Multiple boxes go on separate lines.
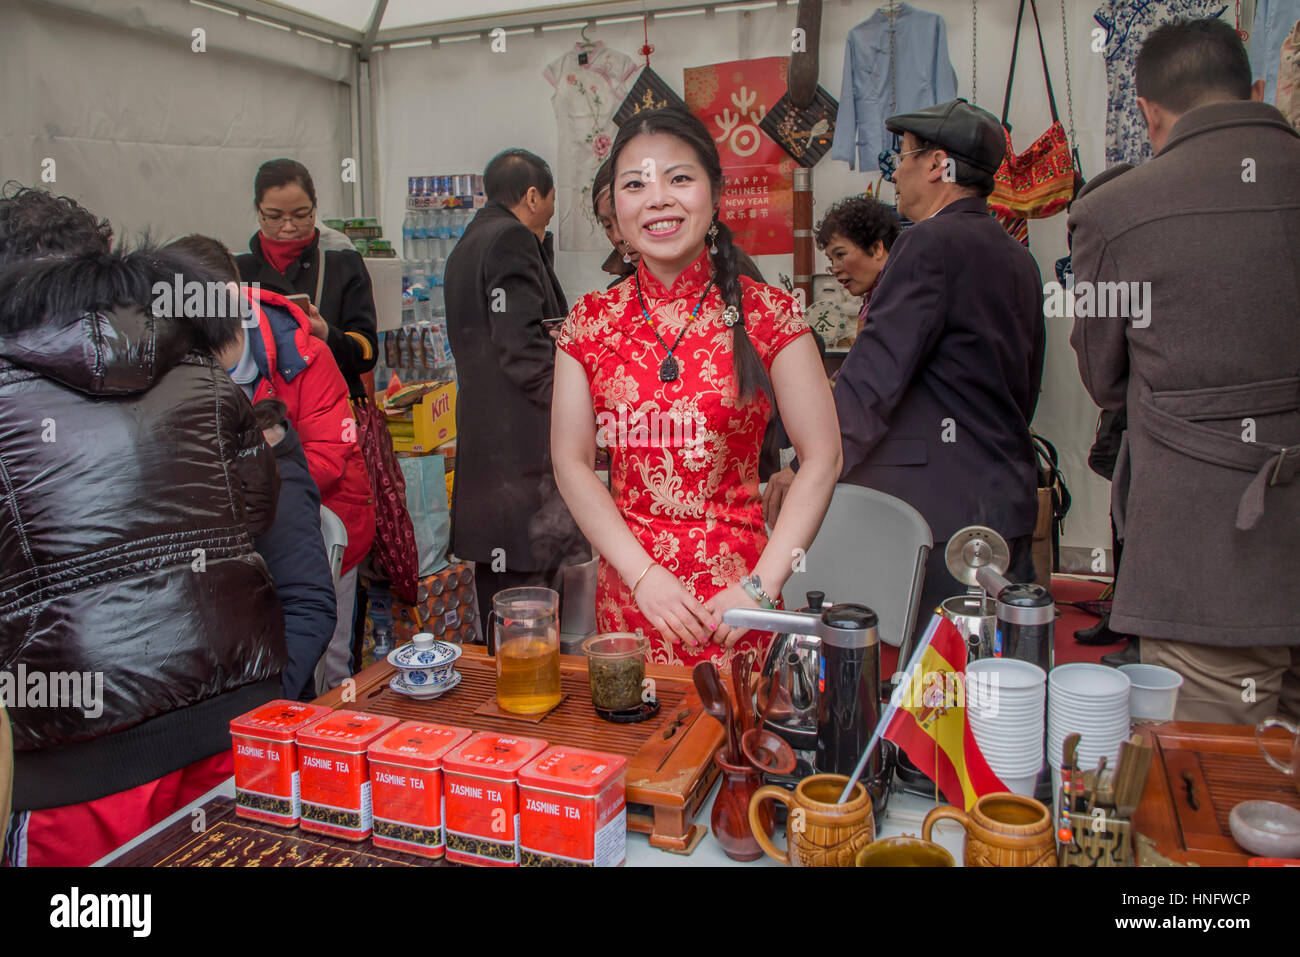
top-left (551, 108), bottom-right (842, 669)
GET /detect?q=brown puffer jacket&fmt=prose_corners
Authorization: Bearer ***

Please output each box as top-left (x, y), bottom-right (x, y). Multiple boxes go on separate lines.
top-left (0, 248), bottom-right (287, 809)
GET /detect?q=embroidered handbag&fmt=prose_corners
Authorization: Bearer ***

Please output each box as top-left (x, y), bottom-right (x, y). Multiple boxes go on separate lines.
top-left (989, 0), bottom-right (1078, 220)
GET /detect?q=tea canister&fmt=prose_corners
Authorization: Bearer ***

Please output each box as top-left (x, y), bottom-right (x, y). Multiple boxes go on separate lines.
top-left (296, 710), bottom-right (400, 841)
top-left (229, 700), bottom-right (331, 827)
top-left (518, 747), bottom-right (627, 867)
top-left (443, 733), bottom-right (548, 866)
top-left (368, 721), bottom-right (472, 859)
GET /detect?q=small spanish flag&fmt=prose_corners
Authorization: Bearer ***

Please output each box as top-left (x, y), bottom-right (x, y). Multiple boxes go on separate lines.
top-left (883, 614), bottom-right (1006, 811)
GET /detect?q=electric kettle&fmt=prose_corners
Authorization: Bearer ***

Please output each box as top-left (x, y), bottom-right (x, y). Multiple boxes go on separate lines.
top-left (724, 603), bottom-right (882, 779)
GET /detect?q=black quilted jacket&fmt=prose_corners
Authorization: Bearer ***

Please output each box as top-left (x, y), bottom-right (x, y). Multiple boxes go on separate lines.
top-left (0, 249), bottom-right (287, 808)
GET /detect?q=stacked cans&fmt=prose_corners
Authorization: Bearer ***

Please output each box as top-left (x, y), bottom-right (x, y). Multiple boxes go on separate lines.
top-left (391, 561), bottom-right (480, 644)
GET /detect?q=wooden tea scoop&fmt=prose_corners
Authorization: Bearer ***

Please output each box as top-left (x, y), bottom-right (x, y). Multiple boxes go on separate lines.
top-left (756, 666), bottom-right (797, 723)
top-left (758, 666), bottom-right (785, 730)
top-left (742, 727), bottom-right (797, 776)
top-left (1117, 735), bottom-right (1154, 818)
top-left (731, 652), bottom-right (753, 739)
top-left (693, 661), bottom-right (740, 763)
top-left (1087, 756), bottom-right (1107, 813)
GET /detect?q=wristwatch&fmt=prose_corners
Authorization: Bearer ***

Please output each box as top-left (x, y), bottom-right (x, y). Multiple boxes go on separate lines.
top-left (739, 574), bottom-right (776, 609)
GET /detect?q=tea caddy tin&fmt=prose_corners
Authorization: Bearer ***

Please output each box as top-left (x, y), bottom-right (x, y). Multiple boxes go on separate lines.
top-left (442, 733), bottom-right (548, 866)
top-left (519, 747), bottom-right (627, 867)
top-left (296, 710), bottom-right (400, 841)
top-left (230, 700), bottom-right (331, 827)
top-left (368, 721), bottom-right (472, 858)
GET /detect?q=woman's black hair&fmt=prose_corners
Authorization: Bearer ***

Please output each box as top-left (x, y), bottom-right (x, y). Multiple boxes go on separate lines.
top-left (591, 158), bottom-right (614, 221)
top-left (605, 108), bottom-right (772, 406)
top-left (0, 182), bottom-right (112, 267)
top-left (254, 158), bottom-right (317, 209)
top-left (814, 196), bottom-right (902, 254)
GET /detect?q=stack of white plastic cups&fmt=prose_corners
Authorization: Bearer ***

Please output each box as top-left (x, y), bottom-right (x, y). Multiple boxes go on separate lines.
top-left (966, 658), bottom-right (1047, 796)
top-left (1047, 663), bottom-right (1132, 770)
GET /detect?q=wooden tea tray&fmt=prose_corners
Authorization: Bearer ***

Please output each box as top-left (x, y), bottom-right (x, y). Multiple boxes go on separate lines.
top-left (1132, 722), bottom-right (1300, 866)
top-left (315, 646), bottom-right (723, 854)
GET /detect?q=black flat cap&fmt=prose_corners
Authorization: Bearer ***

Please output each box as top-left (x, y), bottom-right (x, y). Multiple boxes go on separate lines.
top-left (885, 99), bottom-right (1007, 174)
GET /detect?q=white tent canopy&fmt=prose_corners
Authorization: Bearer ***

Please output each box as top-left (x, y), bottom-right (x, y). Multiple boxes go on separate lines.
top-left (3, 0), bottom-right (1152, 566)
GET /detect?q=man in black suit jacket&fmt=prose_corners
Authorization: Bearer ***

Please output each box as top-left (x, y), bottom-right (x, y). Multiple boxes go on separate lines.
top-left (444, 150), bottom-right (590, 626)
top-left (767, 100), bottom-right (1046, 630)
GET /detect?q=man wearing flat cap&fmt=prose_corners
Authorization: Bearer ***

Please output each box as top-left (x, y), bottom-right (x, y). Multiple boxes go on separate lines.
top-left (766, 99), bottom-right (1046, 636)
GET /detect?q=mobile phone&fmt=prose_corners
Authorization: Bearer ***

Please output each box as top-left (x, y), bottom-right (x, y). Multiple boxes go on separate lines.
top-left (541, 317), bottom-right (565, 331)
top-left (286, 294), bottom-right (312, 312)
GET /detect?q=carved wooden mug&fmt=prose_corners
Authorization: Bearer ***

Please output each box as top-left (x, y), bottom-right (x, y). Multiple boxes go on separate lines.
top-left (922, 792), bottom-right (1057, 867)
top-left (748, 773), bottom-right (875, 867)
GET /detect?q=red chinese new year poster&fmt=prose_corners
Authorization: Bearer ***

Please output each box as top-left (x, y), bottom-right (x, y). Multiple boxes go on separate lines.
top-left (684, 57), bottom-right (794, 256)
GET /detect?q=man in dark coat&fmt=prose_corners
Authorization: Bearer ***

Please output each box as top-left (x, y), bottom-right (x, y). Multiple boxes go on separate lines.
top-left (767, 100), bottom-right (1046, 630)
top-left (444, 150), bottom-right (590, 623)
top-left (1069, 19), bottom-right (1300, 723)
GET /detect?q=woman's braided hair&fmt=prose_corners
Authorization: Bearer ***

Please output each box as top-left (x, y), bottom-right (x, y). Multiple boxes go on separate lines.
top-left (605, 108), bottom-right (773, 406)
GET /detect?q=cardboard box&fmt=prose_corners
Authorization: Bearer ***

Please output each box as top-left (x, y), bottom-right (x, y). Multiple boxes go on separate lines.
top-left (386, 381), bottom-right (457, 454)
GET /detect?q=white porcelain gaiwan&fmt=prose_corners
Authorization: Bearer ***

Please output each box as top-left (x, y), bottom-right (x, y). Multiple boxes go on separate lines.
top-left (387, 633), bottom-right (462, 688)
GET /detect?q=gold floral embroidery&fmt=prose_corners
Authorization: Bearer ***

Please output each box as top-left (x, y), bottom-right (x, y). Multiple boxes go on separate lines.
top-left (561, 253), bottom-right (809, 666)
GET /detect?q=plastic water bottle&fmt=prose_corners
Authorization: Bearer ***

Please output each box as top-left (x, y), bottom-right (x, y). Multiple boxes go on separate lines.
top-left (431, 278), bottom-right (445, 319)
top-left (402, 210), bottom-right (418, 260)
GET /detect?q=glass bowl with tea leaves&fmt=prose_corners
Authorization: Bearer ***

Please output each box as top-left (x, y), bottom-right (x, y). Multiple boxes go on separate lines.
top-left (582, 633), bottom-right (656, 722)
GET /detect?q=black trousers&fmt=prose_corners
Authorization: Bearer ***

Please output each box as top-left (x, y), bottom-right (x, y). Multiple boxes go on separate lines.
top-left (474, 564), bottom-right (566, 653)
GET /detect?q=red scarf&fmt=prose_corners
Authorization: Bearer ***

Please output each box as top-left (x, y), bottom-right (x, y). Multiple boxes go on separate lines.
top-left (259, 230), bottom-right (317, 274)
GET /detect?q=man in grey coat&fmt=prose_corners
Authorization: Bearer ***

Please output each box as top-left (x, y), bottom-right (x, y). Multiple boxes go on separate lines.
top-left (1069, 19), bottom-right (1300, 724)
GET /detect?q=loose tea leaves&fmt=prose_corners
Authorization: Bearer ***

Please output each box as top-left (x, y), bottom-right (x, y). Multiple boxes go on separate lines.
top-left (589, 655), bottom-right (645, 711)
top-left (374, 819), bottom-right (443, 848)
top-left (302, 803), bottom-right (363, 831)
top-left (446, 831), bottom-right (517, 863)
top-left (521, 850), bottom-right (590, 867)
top-left (236, 790), bottom-right (293, 817)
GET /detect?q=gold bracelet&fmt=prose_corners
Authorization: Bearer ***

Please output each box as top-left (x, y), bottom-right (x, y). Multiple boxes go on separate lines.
top-left (629, 561), bottom-right (655, 597)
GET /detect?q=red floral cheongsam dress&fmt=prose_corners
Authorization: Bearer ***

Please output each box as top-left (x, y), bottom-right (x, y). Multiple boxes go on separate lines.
top-left (557, 250), bottom-right (810, 668)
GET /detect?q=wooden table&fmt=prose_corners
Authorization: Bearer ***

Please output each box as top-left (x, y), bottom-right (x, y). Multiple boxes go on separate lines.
top-left (314, 646), bottom-right (723, 853)
top-left (1132, 721), bottom-right (1300, 865)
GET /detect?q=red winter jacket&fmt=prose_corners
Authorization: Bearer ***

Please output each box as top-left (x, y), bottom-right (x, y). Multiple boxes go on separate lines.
top-left (245, 286), bottom-right (375, 571)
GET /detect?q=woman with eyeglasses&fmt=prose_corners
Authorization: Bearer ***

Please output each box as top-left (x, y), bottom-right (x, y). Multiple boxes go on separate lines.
top-left (236, 159), bottom-right (379, 400)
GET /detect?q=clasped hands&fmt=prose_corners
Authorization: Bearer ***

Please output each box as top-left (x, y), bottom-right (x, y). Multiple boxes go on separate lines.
top-left (632, 564), bottom-right (762, 651)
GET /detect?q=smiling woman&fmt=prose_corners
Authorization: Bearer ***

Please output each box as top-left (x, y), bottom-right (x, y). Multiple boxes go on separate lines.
top-left (549, 108), bottom-right (842, 670)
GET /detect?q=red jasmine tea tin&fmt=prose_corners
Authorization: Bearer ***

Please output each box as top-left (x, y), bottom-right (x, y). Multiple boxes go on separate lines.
top-left (443, 732), bottom-right (548, 866)
top-left (519, 747), bottom-right (628, 867)
top-left (368, 721), bottom-right (472, 859)
top-left (230, 700), bottom-right (331, 827)
top-left (296, 710), bottom-right (400, 841)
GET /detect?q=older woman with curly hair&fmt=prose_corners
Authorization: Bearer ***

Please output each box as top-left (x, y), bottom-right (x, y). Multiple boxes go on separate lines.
top-left (814, 196), bottom-right (901, 333)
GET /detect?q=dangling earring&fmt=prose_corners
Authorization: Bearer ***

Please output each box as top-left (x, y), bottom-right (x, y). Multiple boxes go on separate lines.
top-left (708, 221), bottom-right (719, 255)
top-left (622, 251), bottom-right (632, 264)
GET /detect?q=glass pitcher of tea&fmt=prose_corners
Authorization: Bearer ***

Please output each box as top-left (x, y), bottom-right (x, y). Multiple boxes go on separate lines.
top-left (491, 587), bottom-right (561, 715)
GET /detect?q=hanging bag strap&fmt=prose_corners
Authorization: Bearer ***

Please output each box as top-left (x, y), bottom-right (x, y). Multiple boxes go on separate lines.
top-left (314, 245), bottom-right (327, 308)
top-left (1001, 0), bottom-right (1060, 130)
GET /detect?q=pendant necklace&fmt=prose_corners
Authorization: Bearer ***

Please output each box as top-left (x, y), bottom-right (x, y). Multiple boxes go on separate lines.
top-left (634, 272), bottom-right (715, 382)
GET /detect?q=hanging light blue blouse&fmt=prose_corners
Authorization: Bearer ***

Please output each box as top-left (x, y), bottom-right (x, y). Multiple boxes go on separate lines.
top-left (831, 4), bottom-right (960, 171)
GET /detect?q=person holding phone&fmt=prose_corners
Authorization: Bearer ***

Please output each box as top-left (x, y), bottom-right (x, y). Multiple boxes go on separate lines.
top-left (236, 158), bottom-right (379, 401)
top-left (173, 233), bottom-right (375, 693)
